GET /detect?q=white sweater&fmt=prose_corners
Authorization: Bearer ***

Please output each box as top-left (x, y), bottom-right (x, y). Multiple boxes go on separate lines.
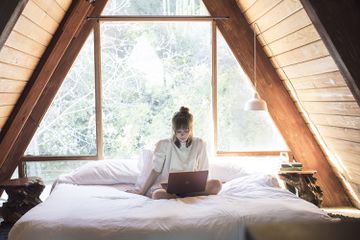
top-left (150, 137), bottom-right (209, 192)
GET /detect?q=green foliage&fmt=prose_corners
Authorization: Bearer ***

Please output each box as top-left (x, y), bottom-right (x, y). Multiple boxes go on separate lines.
top-left (101, 22), bottom-right (212, 157)
top-left (25, 0), bottom-right (287, 181)
top-left (26, 161), bottom-right (92, 185)
top-left (26, 32), bottom-right (96, 156)
top-left (217, 31), bottom-right (287, 151)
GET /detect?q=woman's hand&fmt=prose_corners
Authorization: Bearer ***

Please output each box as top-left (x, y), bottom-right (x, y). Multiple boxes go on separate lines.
top-left (125, 186), bottom-right (144, 195)
top-left (126, 170), bottom-right (160, 196)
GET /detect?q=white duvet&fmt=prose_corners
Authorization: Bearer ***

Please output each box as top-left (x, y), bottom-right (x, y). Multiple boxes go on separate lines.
top-left (9, 172), bottom-right (332, 240)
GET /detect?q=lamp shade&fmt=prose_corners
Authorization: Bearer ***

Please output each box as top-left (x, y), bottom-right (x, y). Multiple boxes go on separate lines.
top-left (244, 92), bottom-right (268, 111)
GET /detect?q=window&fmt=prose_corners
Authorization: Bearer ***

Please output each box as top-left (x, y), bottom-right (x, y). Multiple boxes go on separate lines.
top-left (216, 30), bottom-right (287, 152)
top-left (102, 0), bottom-right (209, 16)
top-left (26, 161), bottom-right (93, 186)
top-left (24, 0), bottom-right (287, 161)
top-left (25, 33), bottom-right (96, 156)
top-left (101, 22), bottom-right (212, 158)
top-left (25, 161), bottom-right (92, 200)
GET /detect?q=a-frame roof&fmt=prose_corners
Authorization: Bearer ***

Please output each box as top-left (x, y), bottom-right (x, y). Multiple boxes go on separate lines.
top-left (0, 0), bottom-right (359, 208)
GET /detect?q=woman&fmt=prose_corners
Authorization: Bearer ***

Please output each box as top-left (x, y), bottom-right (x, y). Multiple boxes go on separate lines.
top-left (129, 106), bottom-right (222, 199)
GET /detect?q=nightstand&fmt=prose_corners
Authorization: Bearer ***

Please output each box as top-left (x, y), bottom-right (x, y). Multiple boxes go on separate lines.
top-left (278, 170), bottom-right (323, 207)
top-left (0, 177), bottom-right (45, 224)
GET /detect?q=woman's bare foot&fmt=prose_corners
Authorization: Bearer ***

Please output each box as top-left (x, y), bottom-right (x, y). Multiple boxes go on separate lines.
top-left (152, 189), bottom-right (177, 199)
top-left (205, 179), bottom-right (222, 195)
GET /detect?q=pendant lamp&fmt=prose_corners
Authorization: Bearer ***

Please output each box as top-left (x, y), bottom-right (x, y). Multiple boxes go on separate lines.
top-left (244, 24), bottom-right (268, 111)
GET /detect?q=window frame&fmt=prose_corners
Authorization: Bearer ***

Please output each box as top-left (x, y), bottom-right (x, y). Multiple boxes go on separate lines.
top-left (21, 16), bottom-right (289, 175)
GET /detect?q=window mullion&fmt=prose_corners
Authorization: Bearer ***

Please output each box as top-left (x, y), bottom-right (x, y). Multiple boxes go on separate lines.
top-left (211, 20), bottom-right (218, 155)
top-left (94, 22), bottom-right (104, 160)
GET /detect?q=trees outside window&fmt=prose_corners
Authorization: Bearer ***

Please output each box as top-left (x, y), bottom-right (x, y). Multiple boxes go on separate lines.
top-left (217, 30), bottom-right (287, 151)
top-left (101, 22), bottom-right (212, 158)
top-left (24, 0), bottom-right (288, 182)
top-left (26, 32), bottom-right (96, 156)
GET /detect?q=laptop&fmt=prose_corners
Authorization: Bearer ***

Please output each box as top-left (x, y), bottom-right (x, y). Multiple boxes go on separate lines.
top-left (161, 170), bottom-right (208, 195)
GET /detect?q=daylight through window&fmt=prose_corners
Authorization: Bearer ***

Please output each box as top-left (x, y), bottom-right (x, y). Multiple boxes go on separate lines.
top-left (24, 0), bottom-right (288, 162)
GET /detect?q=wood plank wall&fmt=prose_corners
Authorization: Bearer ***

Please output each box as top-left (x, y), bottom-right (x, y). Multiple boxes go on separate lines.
top-left (236, 0), bottom-right (360, 206)
top-left (0, 0), bottom-right (72, 133)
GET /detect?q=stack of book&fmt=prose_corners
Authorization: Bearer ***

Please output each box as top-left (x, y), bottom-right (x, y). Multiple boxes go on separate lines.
top-left (280, 162), bottom-right (303, 171)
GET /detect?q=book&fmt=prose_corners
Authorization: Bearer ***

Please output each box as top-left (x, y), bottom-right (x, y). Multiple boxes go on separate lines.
top-left (280, 162), bottom-right (303, 171)
top-left (280, 167), bottom-right (302, 171)
top-left (292, 162), bottom-right (302, 167)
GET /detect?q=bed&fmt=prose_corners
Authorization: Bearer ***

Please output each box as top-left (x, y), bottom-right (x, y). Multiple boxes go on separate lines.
top-left (9, 157), bottom-right (333, 240)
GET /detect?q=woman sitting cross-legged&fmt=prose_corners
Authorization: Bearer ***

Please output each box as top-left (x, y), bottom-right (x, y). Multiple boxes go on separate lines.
top-left (127, 106), bottom-right (222, 199)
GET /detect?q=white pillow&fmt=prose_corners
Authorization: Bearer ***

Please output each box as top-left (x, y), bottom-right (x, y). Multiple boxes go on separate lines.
top-left (209, 161), bottom-right (250, 182)
top-left (56, 159), bottom-right (140, 185)
top-left (220, 173), bottom-right (280, 195)
top-left (135, 149), bottom-right (154, 189)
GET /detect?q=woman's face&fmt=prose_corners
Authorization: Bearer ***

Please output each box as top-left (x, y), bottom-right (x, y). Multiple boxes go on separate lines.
top-left (175, 128), bottom-right (190, 143)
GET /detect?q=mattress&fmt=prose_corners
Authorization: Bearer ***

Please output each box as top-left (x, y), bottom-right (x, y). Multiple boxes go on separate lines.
top-left (9, 173), bottom-right (332, 240)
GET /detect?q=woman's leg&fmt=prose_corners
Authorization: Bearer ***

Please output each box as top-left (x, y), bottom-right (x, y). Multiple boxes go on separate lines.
top-left (152, 188), bottom-right (177, 200)
top-left (204, 179), bottom-right (222, 195)
top-left (152, 179), bottom-right (222, 199)
top-left (184, 179), bottom-right (222, 197)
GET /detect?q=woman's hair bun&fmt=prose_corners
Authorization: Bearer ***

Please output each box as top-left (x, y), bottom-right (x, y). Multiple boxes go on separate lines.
top-left (179, 106), bottom-right (189, 113)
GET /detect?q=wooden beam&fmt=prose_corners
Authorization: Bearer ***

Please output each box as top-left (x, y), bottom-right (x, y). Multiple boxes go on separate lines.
top-left (0, 0), bottom-right (108, 186)
top-left (300, 0), bottom-right (360, 106)
top-left (211, 21), bottom-right (218, 155)
top-left (0, 0), bottom-right (28, 51)
top-left (217, 151), bottom-right (290, 157)
top-left (94, 21), bottom-right (104, 160)
top-left (202, 0), bottom-right (352, 207)
top-left (0, 0), bottom-right (99, 183)
top-left (22, 156), bottom-right (98, 162)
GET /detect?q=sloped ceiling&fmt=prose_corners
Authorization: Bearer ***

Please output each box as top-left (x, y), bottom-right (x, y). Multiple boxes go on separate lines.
top-left (0, 0), bottom-right (72, 132)
top-left (235, 0), bottom-right (360, 207)
top-left (0, 0), bottom-right (98, 185)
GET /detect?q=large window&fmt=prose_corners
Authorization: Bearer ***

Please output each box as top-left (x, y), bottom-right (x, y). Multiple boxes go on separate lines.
top-left (101, 22), bottom-right (212, 158)
top-left (24, 0), bottom-right (288, 163)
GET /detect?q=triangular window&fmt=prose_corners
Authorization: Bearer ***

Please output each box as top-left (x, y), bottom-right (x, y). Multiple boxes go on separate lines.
top-left (25, 32), bottom-right (96, 156)
top-left (216, 30), bottom-right (288, 152)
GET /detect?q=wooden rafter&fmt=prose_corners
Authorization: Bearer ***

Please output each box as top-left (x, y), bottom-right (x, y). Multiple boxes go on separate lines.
top-left (202, 0), bottom-right (351, 207)
top-left (0, 0), bottom-right (28, 51)
top-left (300, 0), bottom-right (360, 106)
top-left (0, 0), bottom-right (109, 184)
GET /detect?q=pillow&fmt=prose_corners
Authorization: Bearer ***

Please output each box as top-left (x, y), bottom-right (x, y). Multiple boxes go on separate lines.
top-left (56, 159), bottom-right (140, 185)
top-left (209, 161), bottom-right (250, 183)
top-left (135, 149), bottom-right (154, 189)
top-left (209, 156), bottom-right (282, 182)
top-left (220, 173), bottom-right (280, 196)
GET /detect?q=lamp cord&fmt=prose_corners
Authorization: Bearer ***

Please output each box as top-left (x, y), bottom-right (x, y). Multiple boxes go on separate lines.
top-left (253, 23), bottom-right (256, 90)
top-left (252, 24), bottom-right (310, 123)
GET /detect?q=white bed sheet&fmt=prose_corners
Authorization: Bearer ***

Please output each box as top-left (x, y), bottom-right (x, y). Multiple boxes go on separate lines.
top-left (9, 174), bottom-right (332, 240)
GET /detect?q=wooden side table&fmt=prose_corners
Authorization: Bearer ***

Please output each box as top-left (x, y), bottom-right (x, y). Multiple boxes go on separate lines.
top-left (278, 170), bottom-right (323, 207)
top-left (0, 177), bottom-right (45, 224)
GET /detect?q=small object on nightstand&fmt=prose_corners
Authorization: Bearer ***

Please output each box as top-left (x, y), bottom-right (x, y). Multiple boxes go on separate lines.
top-left (280, 162), bottom-right (302, 171)
top-left (278, 170), bottom-right (323, 207)
top-left (0, 177), bottom-right (45, 224)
